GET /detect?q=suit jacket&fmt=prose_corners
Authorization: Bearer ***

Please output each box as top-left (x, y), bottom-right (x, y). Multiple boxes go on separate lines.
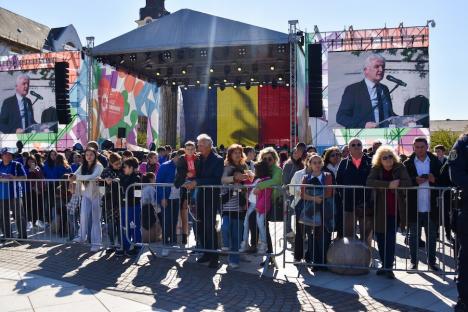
top-left (0, 95), bottom-right (36, 134)
top-left (336, 80), bottom-right (395, 128)
top-left (403, 152), bottom-right (441, 224)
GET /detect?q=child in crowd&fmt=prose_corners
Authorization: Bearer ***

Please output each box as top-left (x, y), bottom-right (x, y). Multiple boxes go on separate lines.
top-left (174, 141), bottom-right (198, 245)
top-left (66, 180), bottom-right (80, 241)
top-left (118, 157), bottom-right (142, 255)
top-left (100, 153), bottom-right (123, 251)
top-left (240, 160), bottom-right (272, 254)
top-left (141, 172), bottom-right (161, 243)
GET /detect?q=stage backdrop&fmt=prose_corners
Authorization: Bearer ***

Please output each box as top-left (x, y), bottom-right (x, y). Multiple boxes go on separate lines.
top-left (91, 64), bottom-right (159, 147)
top-left (181, 86), bottom-right (290, 147)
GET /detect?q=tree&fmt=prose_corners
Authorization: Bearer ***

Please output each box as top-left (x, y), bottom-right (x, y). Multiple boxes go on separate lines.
top-left (430, 129), bottom-right (460, 151)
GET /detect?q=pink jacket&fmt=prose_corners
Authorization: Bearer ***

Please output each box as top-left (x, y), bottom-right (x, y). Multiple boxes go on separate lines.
top-left (256, 178), bottom-right (272, 214)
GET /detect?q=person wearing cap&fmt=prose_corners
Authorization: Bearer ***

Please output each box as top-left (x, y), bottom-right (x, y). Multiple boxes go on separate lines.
top-left (0, 147), bottom-right (27, 240)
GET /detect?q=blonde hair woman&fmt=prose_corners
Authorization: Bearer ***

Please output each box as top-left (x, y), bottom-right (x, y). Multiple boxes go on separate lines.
top-left (367, 145), bottom-right (411, 279)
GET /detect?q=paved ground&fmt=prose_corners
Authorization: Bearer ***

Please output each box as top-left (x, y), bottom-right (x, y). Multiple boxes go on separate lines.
top-left (0, 241), bottom-right (436, 312)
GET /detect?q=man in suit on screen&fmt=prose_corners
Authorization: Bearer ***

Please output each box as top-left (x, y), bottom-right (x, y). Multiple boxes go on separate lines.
top-left (336, 54), bottom-right (396, 129)
top-left (0, 74), bottom-right (37, 134)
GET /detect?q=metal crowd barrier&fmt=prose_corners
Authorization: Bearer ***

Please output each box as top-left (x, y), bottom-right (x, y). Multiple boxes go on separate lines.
top-left (123, 183), bottom-right (287, 274)
top-left (285, 184), bottom-right (457, 276)
top-left (0, 178), bottom-right (122, 250)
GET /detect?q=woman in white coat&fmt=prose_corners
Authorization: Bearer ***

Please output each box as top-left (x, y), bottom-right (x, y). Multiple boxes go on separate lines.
top-left (70, 147), bottom-right (104, 251)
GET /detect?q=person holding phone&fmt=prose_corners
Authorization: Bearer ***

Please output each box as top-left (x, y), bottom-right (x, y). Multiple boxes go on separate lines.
top-left (403, 137), bottom-right (441, 271)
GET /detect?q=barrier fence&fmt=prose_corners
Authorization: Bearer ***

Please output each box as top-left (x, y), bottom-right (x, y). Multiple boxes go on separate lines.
top-left (286, 184), bottom-right (458, 276)
top-left (0, 178), bottom-right (459, 277)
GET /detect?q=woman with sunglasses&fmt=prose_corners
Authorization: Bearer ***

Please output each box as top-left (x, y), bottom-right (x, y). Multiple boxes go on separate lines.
top-left (221, 144), bottom-right (253, 269)
top-left (367, 146), bottom-right (411, 279)
top-left (323, 147), bottom-right (341, 178)
top-left (253, 147), bottom-right (282, 264)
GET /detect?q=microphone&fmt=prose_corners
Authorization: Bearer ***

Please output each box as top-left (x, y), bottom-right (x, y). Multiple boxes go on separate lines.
top-left (30, 91), bottom-right (43, 100)
top-left (386, 75), bottom-right (407, 87)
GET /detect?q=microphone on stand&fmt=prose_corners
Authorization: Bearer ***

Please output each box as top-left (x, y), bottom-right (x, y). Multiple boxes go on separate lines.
top-left (30, 91), bottom-right (43, 100)
top-left (386, 75), bottom-right (407, 87)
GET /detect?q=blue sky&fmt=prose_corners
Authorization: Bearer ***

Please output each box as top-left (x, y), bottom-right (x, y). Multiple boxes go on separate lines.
top-left (1, 0), bottom-right (466, 120)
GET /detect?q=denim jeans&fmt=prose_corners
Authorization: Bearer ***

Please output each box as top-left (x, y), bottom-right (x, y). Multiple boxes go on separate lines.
top-left (375, 216), bottom-right (396, 269)
top-left (242, 202), bottom-right (256, 244)
top-left (409, 212), bottom-right (437, 265)
top-left (222, 214), bottom-right (243, 264)
top-left (121, 204), bottom-right (141, 251)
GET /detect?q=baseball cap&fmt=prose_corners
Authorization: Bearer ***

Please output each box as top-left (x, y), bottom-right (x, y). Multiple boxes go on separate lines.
top-left (0, 147), bottom-right (16, 155)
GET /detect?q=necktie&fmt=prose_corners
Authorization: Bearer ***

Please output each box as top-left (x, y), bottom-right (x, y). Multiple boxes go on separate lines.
top-left (375, 84), bottom-right (385, 122)
top-left (23, 98), bottom-right (30, 128)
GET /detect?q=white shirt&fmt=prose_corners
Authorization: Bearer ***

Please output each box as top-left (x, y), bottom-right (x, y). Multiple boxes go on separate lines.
top-left (289, 168), bottom-right (306, 208)
top-left (414, 156), bottom-right (431, 213)
top-left (364, 78), bottom-right (380, 123)
top-left (15, 93), bottom-right (26, 128)
top-left (248, 179), bottom-right (260, 204)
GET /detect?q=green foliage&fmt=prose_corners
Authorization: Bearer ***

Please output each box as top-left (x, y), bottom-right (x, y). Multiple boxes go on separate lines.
top-left (430, 129), bottom-right (460, 151)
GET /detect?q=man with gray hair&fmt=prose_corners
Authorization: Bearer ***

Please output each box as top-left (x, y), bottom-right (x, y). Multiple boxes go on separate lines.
top-left (0, 74), bottom-right (36, 134)
top-left (184, 133), bottom-right (224, 268)
top-left (336, 53), bottom-right (395, 129)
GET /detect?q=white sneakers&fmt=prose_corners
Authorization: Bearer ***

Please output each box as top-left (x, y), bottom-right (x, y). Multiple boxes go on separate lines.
top-left (228, 262), bottom-right (239, 269)
top-left (257, 242), bottom-right (268, 255)
top-left (239, 241), bottom-right (249, 253)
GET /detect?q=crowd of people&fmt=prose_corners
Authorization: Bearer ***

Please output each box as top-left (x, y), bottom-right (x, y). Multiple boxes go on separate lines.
top-left (0, 135), bottom-right (455, 273)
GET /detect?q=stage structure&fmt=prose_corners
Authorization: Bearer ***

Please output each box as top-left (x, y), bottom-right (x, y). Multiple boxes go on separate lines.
top-left (91, 9), bottom-right (296, 147)
top-left (306, 24), bottom-right (432, 154)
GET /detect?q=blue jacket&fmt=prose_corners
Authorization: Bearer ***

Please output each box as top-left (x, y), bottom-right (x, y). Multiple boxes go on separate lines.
top-left (156, 160), bottom-right (176, 204)
top-left (0, 160), bottom-right (26, 200)
top-left (43, 163), bottom-right (72, 179)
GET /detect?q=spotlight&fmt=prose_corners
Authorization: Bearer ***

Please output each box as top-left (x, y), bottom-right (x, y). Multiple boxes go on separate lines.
top-left (183, 85), bottom-right (188, 90)
top-left (200, 49), bottom-right (208, 57)
top-left (277, 45), bottom-right (286, 54)
top-left (238, 47), bottom-right (247, 56)
top-left (208, 84), bottom-right (213, 90)
top-left (162, 51), bottom-right (172, 61)
top-left (237, 66), bottom-right (242, 72)
top-left (234, 79), bottom-right (241, 89)
top-left (209, 67), bottom-right (214, 73)
top-left (270, 65), bottom-right (275, 71)
top-left (278, 75), bottom-right (283, 81)
top-left (259, 83), bottom-right (264, 88)
top-left (286, 83), bottom-right (290, 87)
top-left (172, 81), bottom-right (177, 86)
top-left (233, 84), bottom-right (238, 89)
top-left (181, 68), bottom-right (187, 75)
top-left (223, 78), bottom-right (228, 83)
top-left (156, 71), bottom-right (161, 76)
top-left (129, 54), bottom-right (137, 62)
top-left (119, 55), bottom-right (125, 64)
top-left (250, 77), bottom-right (255, 82)
top-left (196, 79), bottom-right (201, 84)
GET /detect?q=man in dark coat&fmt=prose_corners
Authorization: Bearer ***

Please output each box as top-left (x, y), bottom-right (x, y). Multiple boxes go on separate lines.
top-left (336, 54), bottom-right (396, 129)
top-left (449, 133), bottom-right (468, 312)
top-left (403, 137), bottom-right (441, 271)
top-left (183, 134), bottom-right (224, 268)
top-left (0, 74), bottom-right (36, 134)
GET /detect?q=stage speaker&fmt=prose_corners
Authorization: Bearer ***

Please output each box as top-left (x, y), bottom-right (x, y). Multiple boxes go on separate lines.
top-left (55, 62), bottom-right (72, 124)
top-left (308, 44), bottom-right (323, 117)
top-left (117, 127), bottom-right (127, 139)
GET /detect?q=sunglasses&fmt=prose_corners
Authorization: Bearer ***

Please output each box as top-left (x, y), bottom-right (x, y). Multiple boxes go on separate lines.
top-left (263, 157), bottom-right (274, 162)
top-left (329, 153), bottom-right (340, 157)
top-left (350, 143), bottom-right (362, 147)
top-left (382, 155), bottom-right (394, 161)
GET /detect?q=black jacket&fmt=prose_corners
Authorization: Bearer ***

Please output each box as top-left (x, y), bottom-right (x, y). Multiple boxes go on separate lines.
top-left (403, 152), bottom-right (441, 224)
top-left (336, 80), bottom-right (395, 128)
top-left (0, 95), bottom-right (36, 133)
top-left (195, 151), bottom-right (224, 210)
top-left (336, 154), bottom-right (373, 212)
top-left (174, 154), bottom-right (199, 188)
